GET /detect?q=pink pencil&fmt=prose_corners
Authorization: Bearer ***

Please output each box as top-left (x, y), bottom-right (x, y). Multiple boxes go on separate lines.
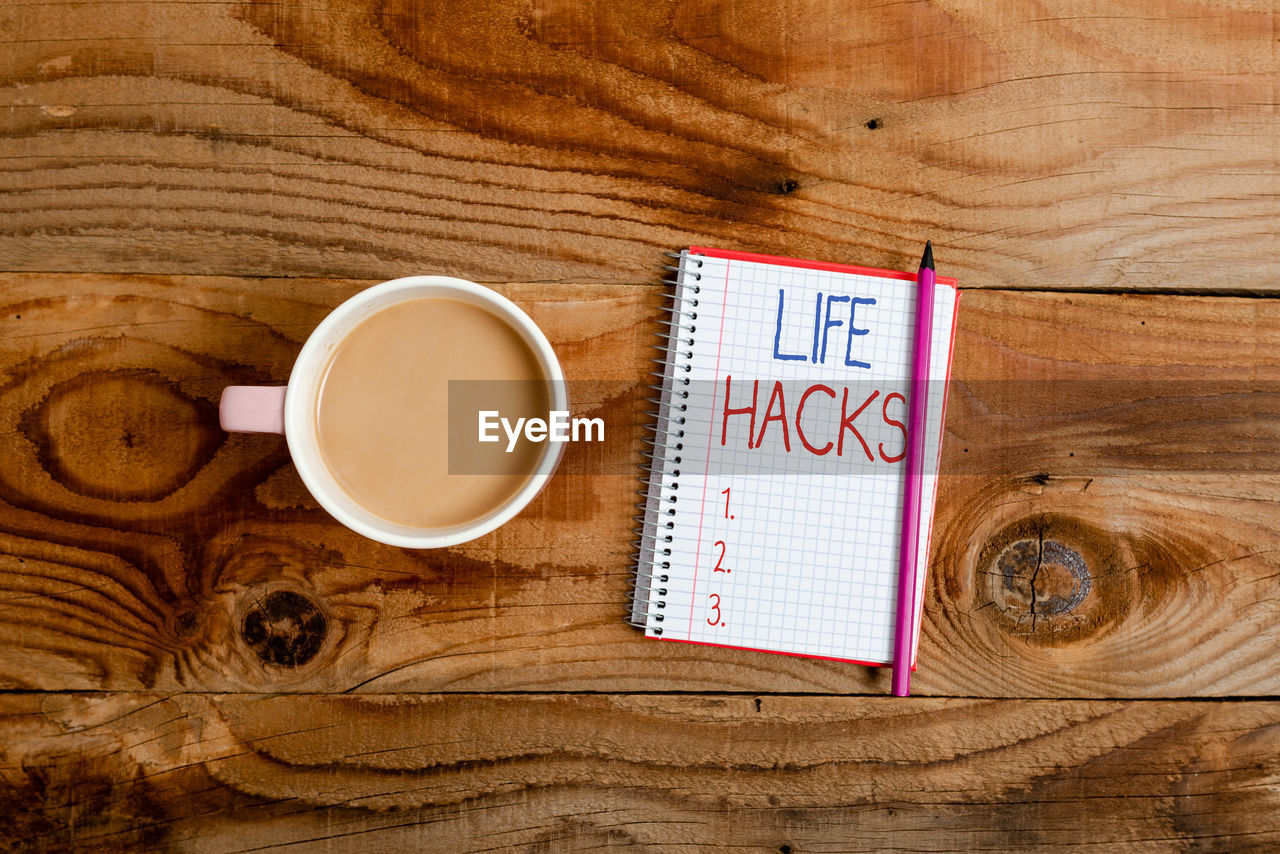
top-left (892, 241), bottom-right (935, 697)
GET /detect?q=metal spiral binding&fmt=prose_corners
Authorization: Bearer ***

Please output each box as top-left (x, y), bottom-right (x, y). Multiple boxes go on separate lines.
top-left (626, 249), bottom-right (704, 634)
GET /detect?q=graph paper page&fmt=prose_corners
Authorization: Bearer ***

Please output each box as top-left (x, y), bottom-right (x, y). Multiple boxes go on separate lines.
top-left (645, 250), bottom-right (957, 664)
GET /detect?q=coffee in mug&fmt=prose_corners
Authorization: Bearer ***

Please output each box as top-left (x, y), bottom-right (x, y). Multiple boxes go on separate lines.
top-left (219, 277), bottom-right (567, 548)
top-left (314, 297), bottom-right (550, 529)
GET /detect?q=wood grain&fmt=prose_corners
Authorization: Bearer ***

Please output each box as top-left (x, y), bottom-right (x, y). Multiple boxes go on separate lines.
top-left (3, 692), bottom-right (1279, 852)
top-left (3, 273), bottom-right (1280, 697)
top-left (932, 289), bottom-right (1280, 696)
top-left (5, 2), bottom-right (1277, 847)
top-left (1, 0), bottom-right (1277, 288)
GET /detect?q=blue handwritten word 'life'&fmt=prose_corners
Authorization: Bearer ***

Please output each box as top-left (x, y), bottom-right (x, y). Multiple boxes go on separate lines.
top-left (772, 289), bottom-right (878, 368)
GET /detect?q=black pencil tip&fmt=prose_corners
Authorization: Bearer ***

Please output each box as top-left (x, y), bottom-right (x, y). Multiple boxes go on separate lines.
top-left (920, 240), bottom-right (934, 271)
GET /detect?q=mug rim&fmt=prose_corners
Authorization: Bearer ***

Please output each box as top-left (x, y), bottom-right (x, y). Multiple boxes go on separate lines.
top-left (283, 275), bottom-right (568, 548)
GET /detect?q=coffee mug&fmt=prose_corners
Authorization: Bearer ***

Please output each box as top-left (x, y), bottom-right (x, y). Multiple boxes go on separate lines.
top-left (219, 276), bottom-right (567, 548)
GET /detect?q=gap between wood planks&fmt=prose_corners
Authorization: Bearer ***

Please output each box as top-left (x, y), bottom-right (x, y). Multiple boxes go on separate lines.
top-left (3, 270), bottom-right (1280, 298)
top-left (3, 690), bottom-right (1280, 702)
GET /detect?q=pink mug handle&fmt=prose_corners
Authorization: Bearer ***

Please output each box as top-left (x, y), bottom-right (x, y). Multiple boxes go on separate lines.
top-left (220, 386), bottom-right (286, 434)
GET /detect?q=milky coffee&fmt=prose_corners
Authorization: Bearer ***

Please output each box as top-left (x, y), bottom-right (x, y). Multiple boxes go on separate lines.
top-left (315, 297), bottom-right (550, 529)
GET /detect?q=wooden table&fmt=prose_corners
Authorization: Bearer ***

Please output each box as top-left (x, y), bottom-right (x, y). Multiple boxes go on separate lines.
top-left (3, 1), bottom-right (1279, 850)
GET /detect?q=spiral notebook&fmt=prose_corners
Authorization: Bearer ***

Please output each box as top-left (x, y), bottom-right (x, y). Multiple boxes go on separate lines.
top-left (630, 247), bottom-right (959, 666)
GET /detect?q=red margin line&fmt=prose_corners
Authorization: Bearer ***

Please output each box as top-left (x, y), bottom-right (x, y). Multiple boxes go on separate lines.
top-left (687, 259), bottom-right (733, 639)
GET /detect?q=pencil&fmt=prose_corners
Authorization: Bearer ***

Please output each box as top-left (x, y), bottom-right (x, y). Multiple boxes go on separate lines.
top-left (891, 240), bottom-right (935, 697)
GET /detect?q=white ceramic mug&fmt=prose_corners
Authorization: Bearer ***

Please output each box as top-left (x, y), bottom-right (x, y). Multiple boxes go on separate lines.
top-left (219, 276), bottom-right (567, 548)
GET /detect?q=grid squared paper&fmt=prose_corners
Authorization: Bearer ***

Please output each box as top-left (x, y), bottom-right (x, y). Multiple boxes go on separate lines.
top-left (636, 249), bottom-right (959, 665)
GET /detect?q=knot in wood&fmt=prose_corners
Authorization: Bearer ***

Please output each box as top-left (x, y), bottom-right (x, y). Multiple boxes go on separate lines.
top-left (976, 514), bottom-right (1126, 645)
top-left (168, 607), bottom-right (202, 640)
top-left (20, 370), bottom-right (220, 502)
top-left (241, 590), bottom-right (327, 667)
top-left (998, 538), bottom-right (1091, 618)
top-left (988, 531), bottom-right (1094, 638)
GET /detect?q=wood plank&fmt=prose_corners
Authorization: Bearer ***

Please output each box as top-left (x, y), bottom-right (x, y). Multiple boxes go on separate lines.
top-left (933, 289), bottom-right (1280, 696)
top-left (3, 272), bottom-right (1280, 697)
top-left (1, 1), bottom-right (1277, 288)
top-left (3, 692), bottom-right (1278, 852)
